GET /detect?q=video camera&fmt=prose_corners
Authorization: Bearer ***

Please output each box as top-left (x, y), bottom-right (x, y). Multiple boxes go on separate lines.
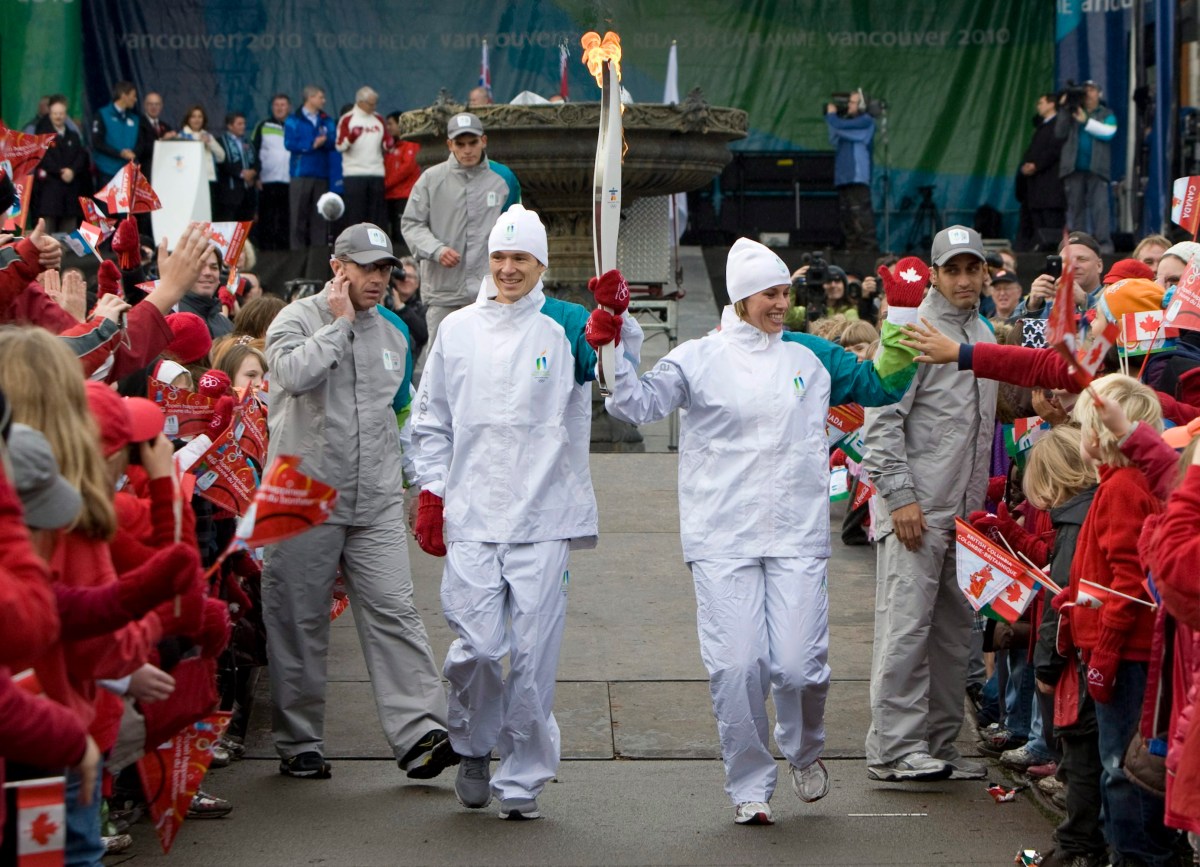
top-left (1058, 80), bottom-right (1091, 115)
top-left (792, 252), bottom-right (831, 324)
top-left (827, 89), bottom-right (887, 118)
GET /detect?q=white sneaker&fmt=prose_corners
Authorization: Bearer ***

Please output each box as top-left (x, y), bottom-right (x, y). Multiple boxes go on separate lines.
top-left (946, 757), bottom-right (987, 780)
top-left (734, 801), bottom-right (773, 825)
top-left (790, 759), bottom-right (830, 802)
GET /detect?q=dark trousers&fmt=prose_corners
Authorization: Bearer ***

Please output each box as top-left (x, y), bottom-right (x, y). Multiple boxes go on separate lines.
top-left (838, 183), bottom-right (877, 251)
top-left (1055, 676), bottom-right (1106, 861)
top-left (254, 182), bottom-right (291, 250)
top-left (387, 197), bottom-right (409, 252)
top-left (343, 176), bottom-right (386, 230)
top-left (290, 176), bottom-right (329, 249)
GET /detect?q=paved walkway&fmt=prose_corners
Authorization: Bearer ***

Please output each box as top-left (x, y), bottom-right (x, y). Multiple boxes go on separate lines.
top-left (117, 249), bottom-right (1054, 865)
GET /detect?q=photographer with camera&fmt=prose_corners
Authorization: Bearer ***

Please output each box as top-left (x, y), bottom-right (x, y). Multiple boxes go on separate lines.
top-left (825, 90), bottom-right (877, 252)
top-left (1054, 81), bottom-right (1117, 253)
top-left (1014, 230), bottom-right (1105, 321)
top-left (786, 255), bottom-right (876, 331)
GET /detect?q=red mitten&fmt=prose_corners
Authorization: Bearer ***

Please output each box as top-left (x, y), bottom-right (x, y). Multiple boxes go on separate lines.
top-left (97, 260), bottom-right (123, 299)
top-left (585, 308), bottom-right (622, 350)
top-left (414, 490), bottom-right (446, 557)
top-left (348, 126), bottom-right (363, 144)
top-left (197, 597), bottom-right (232, 658)
top-left (208, 396), bottom-right (234, 440)
top-left (829, 449), bottom-right (848, 469)
top-left (196, 369), bottom-right (231, 399)
top-left (221, 568), bottom-right (254, 620)
top-left (986, 476), bottom-right (1007, 505)
top-left (588, 268), bottom-right (630, 315)
top-left (228, 549), bottom-right (261, 580)
top-left (154, 582), bottom-right (204, 637)
top-left (111, 217), bottom-right (141, 270)
top-left (217, 287), bottom-right (236, 312)
top-left (116, 543), bottom-right (200, 619)
top-left (878, 256), bottom-right (930, 323)
top-left (1086, 632), bottom-right (1123, 704)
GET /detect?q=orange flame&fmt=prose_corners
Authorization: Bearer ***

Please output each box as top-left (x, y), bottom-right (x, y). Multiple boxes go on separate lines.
top-left (580, 31), bottom-right (621, 87)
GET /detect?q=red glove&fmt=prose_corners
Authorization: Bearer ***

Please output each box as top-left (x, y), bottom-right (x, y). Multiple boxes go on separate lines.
top-left (196, 369), bottom-right (231, 399)
top-left (221, 568), bottom-right (254, 620)
top-left (414, 490), bottom-right (446, 557)
top-left (96, 260), bottom-right (123, 299)
top-left (228, 549), bottom-right (261, 580)
top-left (208, 396), bottom-right (234, 440)
top-left (829, 449), bottom-right (848, 469)
top-left (348, 126), bottom-right (363, 144)
top-left (970, 502), bottom-right (1017, 538)
top-left (585, 308), bottom-right (622, 350)
top-left (986, 476), bottom-right (1007, 505)
top-left (1086, 632), bottom-right (1123, 704)
top-left (197, 597), bottom-right (231, 658)
top-left (588, 268), bottom-right (630, 315)
top-left (877, 256), bottom-right (930, 316)
top-left (111, 217), bottom-right (141, 270)
top-left (218, 287), bottom-right (236, 312)
top-left (116, 543), bottom-right (200, 619)
top-left (154, 581), bottom-right (204, 637)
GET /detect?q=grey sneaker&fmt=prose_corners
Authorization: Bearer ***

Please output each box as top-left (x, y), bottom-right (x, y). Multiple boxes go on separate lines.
top-left (866, 751), bottom-right (951, 782)
top-left (790, 759), bottom-right (830, 802)
top-left (1000, 743), bottom-right (1053, 770)
top-left (498, 797), bottom-right (540, 820)
top-left (454, 755), bottom-right (492, 809)
top-left (946, 757), bottom-right (987, 780)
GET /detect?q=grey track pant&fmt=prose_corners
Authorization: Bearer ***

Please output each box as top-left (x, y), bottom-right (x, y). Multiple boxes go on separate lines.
top-left (865, 527), bottom-right (973, 766)
top-left (262, 520), bottom-right (447, 760)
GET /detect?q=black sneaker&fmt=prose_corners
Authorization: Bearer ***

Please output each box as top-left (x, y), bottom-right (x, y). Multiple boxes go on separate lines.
top-left (398, 729), bottom-right (460, 780)
top-left (279, 751), bottom-right (332, 779)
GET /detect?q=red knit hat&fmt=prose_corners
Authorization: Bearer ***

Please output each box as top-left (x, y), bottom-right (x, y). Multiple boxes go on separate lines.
top-left (1103, 258), bottom-right (1155, 285)
top-left (165, 312), bottom-right (212, 364)
top-left (85, 381), bottom-right (164, 457)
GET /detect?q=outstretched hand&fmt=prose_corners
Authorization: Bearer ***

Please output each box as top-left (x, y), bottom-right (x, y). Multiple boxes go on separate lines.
top-left (899, 317), bottom-right (960, 364)
top-left (150, 223), bottom-right (212, 313)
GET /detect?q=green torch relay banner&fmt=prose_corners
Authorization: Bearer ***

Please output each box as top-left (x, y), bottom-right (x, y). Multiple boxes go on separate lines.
top-left (5, 1), bottom-right (1053, 248)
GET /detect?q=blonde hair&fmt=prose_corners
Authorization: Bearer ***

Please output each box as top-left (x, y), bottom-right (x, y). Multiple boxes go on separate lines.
top-left (0, 327), bottom-right (116, 539)
top-left (839, 320), bottom-right (879, 348)
top-left (810, 314), bottom-right (850, 342)
top-left (1071, 373), bottom-right (1163, 467)
top-left (1022, 425), bottom-right (1094, 510)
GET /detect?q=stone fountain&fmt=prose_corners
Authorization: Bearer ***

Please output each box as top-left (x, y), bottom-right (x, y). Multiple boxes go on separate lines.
top-left (398, 89), bottom-right (747, 287)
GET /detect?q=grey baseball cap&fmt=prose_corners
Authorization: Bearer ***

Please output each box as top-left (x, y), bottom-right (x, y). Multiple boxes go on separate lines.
top-left (930, 225), bottom-right (986, 266)
top-left (447, 112), bottom-right (484, 139)
top-left (8, 423), bottom-right (82, 530)
top-left (333, 223), bottom-right (401, 268)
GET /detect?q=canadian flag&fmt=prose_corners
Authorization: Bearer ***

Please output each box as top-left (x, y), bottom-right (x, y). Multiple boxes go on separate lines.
top-left (206, 221), bottom-right (252, 267)
top-left (6, 776), bottom-right (66, 866)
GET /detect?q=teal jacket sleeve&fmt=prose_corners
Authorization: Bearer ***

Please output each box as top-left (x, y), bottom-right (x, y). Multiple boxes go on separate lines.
top-left (540, 297), bottom-right (596, 386)
top-left (376, 305), bottom-right (414, 412)
top-left (782, 319), bottom-right (917, 407)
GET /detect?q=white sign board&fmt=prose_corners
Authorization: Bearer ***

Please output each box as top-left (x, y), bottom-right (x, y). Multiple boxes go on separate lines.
top-left (150, 140), bottom-right (210, 247)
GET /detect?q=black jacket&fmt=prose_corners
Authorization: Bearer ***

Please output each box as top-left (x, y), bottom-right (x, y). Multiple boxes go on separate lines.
top-left (1033, 485), bottom-right (1097, 686)
top-left (31, 116), bottom-right (88, 216)
top-left (1016, 115), bottom-right (1067, 211)
top-left (178, 292), bottom-right (233, 340)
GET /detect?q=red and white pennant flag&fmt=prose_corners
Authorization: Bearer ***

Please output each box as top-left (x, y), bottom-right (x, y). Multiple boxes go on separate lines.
top-left (5, 776), bottom-right (66, 866)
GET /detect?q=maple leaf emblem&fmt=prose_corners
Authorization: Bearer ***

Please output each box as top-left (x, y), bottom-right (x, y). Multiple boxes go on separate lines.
top-left (30, 811), bottom-right (57, 846)
top-left (1006, 581), bottom-right (1023, 603)
top-left (1141, 313), bottom-right (1163, 333)
top-left (900, 267), bottom-right (922, 284)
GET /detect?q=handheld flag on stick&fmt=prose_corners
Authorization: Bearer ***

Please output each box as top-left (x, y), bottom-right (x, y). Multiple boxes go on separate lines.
top-left (1165, 253), bottom-right (1200, 334)
top-left (137, 713), bottom-right (230, 854)
top-left (0, 123), bottom-right (56, 178)
top-left (236, 455), bottom-right (337, 549)
top-left (207, 221), bottom-right (252, 267)
top-left (95, 162), bottom-right (161, 215)
top-left (479, 38), bottom-right (492, 100)
top-left (1171, 175), bottom-right (1200, 237)
top-left (4, 775), bottom-right (66, 865)
top-left (955, 518), bottom-right (1036, 623)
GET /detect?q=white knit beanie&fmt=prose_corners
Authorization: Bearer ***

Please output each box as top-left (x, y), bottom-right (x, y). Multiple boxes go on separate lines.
top-left (725, 238), bottom-right (792, 303)
top-left (1162, 240), bottom-right (1200, 266)
top-left (488, 204), bottom-right (548, 266)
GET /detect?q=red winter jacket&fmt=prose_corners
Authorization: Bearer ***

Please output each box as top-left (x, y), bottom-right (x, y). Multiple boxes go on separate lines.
top-left (1141, 466), bottom-right (1200, 833)
top-left (0, 475), bottom-right (60, 671)
top-left (0, 238), bottom-right (40, 308)
top-left (1066, 465), bottom-right (1161, 662)
top-left (962, 342), bottom-right (1200, 426)
top-left (384, 140), bottom-right (421, 200)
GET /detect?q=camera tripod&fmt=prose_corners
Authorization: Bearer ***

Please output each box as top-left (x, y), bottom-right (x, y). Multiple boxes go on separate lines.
top-left (905, 185), bottom-right (941, 252)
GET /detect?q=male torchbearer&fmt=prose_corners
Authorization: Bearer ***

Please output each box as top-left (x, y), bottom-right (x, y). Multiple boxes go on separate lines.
top-left (410, 204), bottom-right (638, 821)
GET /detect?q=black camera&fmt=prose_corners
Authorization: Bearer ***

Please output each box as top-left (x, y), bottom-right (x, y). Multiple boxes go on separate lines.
top-left (800, 251), bottom-right (829, 286)
top-left (390, 265), bottom-right (407, 284)
top-left (846, 278), bottom-right (863, 304)
top-left (827, 89), bottom-right (886, 118)
top-left (1059, 81), bottom-right (1090, 115)
top-left (1043, 255), bottom-right (1063, 280)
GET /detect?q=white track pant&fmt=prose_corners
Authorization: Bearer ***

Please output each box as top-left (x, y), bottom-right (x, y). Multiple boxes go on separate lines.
top-left (690, 556), bottom-right (831, 805)
top-left (440, 540), bottom-right (570, 801)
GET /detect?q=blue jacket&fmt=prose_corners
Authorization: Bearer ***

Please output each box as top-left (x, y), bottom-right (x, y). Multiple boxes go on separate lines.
top-left (825, 112), bottom-right (874, 187)
top-left (284, 108), bottom-right (336, 179)
top-left (92, 102), bottom-right (142, 179)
